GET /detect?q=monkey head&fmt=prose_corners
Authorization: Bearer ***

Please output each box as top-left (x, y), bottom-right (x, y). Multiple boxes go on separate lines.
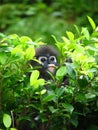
top-left (29, 45), bottom-right (58, 80)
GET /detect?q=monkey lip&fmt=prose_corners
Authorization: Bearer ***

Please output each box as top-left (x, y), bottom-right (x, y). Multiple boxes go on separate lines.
top-left (47, 64), bottom-right (55, 73)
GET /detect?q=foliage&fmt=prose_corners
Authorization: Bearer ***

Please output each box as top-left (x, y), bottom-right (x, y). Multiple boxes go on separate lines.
top-left (0, 3), bottom-right (69, 44)
top-left (1, 0), bottom-right (98, 44)
top-left (0, 17), bottom-right (98, 130)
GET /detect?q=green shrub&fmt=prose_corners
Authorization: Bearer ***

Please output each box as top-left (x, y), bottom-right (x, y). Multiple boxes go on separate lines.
top-left (0, 17), bottom-right (98, 130)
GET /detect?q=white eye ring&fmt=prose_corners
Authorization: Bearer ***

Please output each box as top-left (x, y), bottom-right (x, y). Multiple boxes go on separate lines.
top-left (38, 56), bottom-right (47, 63)
top-left (49, 56), bottom-right (56, 62)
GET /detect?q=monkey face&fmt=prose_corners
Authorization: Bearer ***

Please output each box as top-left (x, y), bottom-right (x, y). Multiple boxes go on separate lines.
top-left (38, 54), bottom-right (57, 74)
top-left (29, 45), bottom-right (58, 80)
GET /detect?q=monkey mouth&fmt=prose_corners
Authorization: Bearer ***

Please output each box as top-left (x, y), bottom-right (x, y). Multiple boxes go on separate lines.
top-left (47, 64), bottom-right (55, 73)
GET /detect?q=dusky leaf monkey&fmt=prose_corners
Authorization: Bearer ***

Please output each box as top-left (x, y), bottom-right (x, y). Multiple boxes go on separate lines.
top-left (29, 45), bottom-right (59, 80)
top-left (18, 45), bottom-right (71, 130)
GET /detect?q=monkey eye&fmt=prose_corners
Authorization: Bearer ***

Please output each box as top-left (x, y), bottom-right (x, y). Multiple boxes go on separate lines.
top-left (49, 56), bottom-right (56, 62)
top-left (38, 56), bottom-right (47, 63)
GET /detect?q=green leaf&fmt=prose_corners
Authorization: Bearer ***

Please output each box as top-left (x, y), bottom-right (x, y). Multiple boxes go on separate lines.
top-left (85, 93), bottom-right (96, 99)
top-left (66, 63), bottom-right (76, 80)
top-left (25, 46), bottom-right (35, 60)
top-left (52, 35), bottom-right (59, 44)
top-left (48, 106), bottom-right (58, 113)
top-left (75, 93), bottom-right (87, 103)
top-left (70, 116), bottom-right (78, 128)
top-left (37, 78), bottom-right (45, 86)
top-left (20, 36), bottom-right (32, 43)
top-left (8, 34), bottom-right (19, 46)
top-left (9, 34), bottom-right (19, 39)
top-left (66, 31), bottom-right (74, 41)
top-left (10, 128), bottom-right (17, 130)
top-left (11, 45), bottom-right (24, 58)
top-left (30, 70), bottom-right (39, 86)
top-left (81, 27), bottom-right (90, 40)
top-left (3, 114), bottom-right (11, 128)
top-left (87, 46), bottom-right (98, 53)
top-left (30, 70), bottom-right (45, 89)
top-left (40, 89), bottom-right (47, 95)
top-left (74, 25), bottom-right (80, 35)
top-left (78, 75), bottom-right (88, 88)
top-left (42, 93), bottom-right (55, 103)
top-left (62, 103), bottom-right (74, 114)
top-left (0, 53), bottom-right (7, 64)
top-left (56, 66), bottom-right (66, 80)
top-left (56, 87), bottom-right (65, 98)
top-left (87, 16), bottom-right (96, 30)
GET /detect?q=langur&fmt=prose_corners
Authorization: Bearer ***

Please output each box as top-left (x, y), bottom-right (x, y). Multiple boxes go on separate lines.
top-left (29, 45), bottom-right (59, 80)
top-left (18, 45), bottom-right (70, 130)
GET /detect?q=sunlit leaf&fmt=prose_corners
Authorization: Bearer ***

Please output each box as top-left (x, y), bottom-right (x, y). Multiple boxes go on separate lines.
top-left (87, 46), bottom-right (98, 52)
top-left (62, 36), bottom-right (70, 44)
top-left (25, 46), bottom-right (35, 60)
top-left (87, 16), bottom-right (96, 30)
top-left (37, 78), bottom-right (45, 86)
top-left (81, 27), bottom-right (90, 40)
top-left (9, 34), bottom-right (19, 39)
top-left (40, 89), bottom-right (47, 95)
top-left (3, 114), bottom-right (11, 128)
top-left (66, 31), bottom-right (74, 41)
top-left (10, 128), bottom-right (18, 130)
top-left (30, 70), bottom-right (39, 86)
top-left (30, 70), bottom-right (45, 89)
top-left (20, 36), bottom-right (32, 43)
top-left (8, 34), bottom-right (19, 45)
top-left (11, 45), bottom-right (24, 58)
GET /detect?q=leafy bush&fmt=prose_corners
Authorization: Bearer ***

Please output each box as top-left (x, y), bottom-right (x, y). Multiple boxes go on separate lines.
top-left (0, 17), bottom-right (98, 130)
top-left (2, 0), bottom-right (98, 44)
top-left (0, 3), bottom-right (70, 44)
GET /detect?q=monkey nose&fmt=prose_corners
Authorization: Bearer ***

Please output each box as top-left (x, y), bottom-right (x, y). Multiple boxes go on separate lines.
top-left (47, 64), bottom-right (55, 73)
